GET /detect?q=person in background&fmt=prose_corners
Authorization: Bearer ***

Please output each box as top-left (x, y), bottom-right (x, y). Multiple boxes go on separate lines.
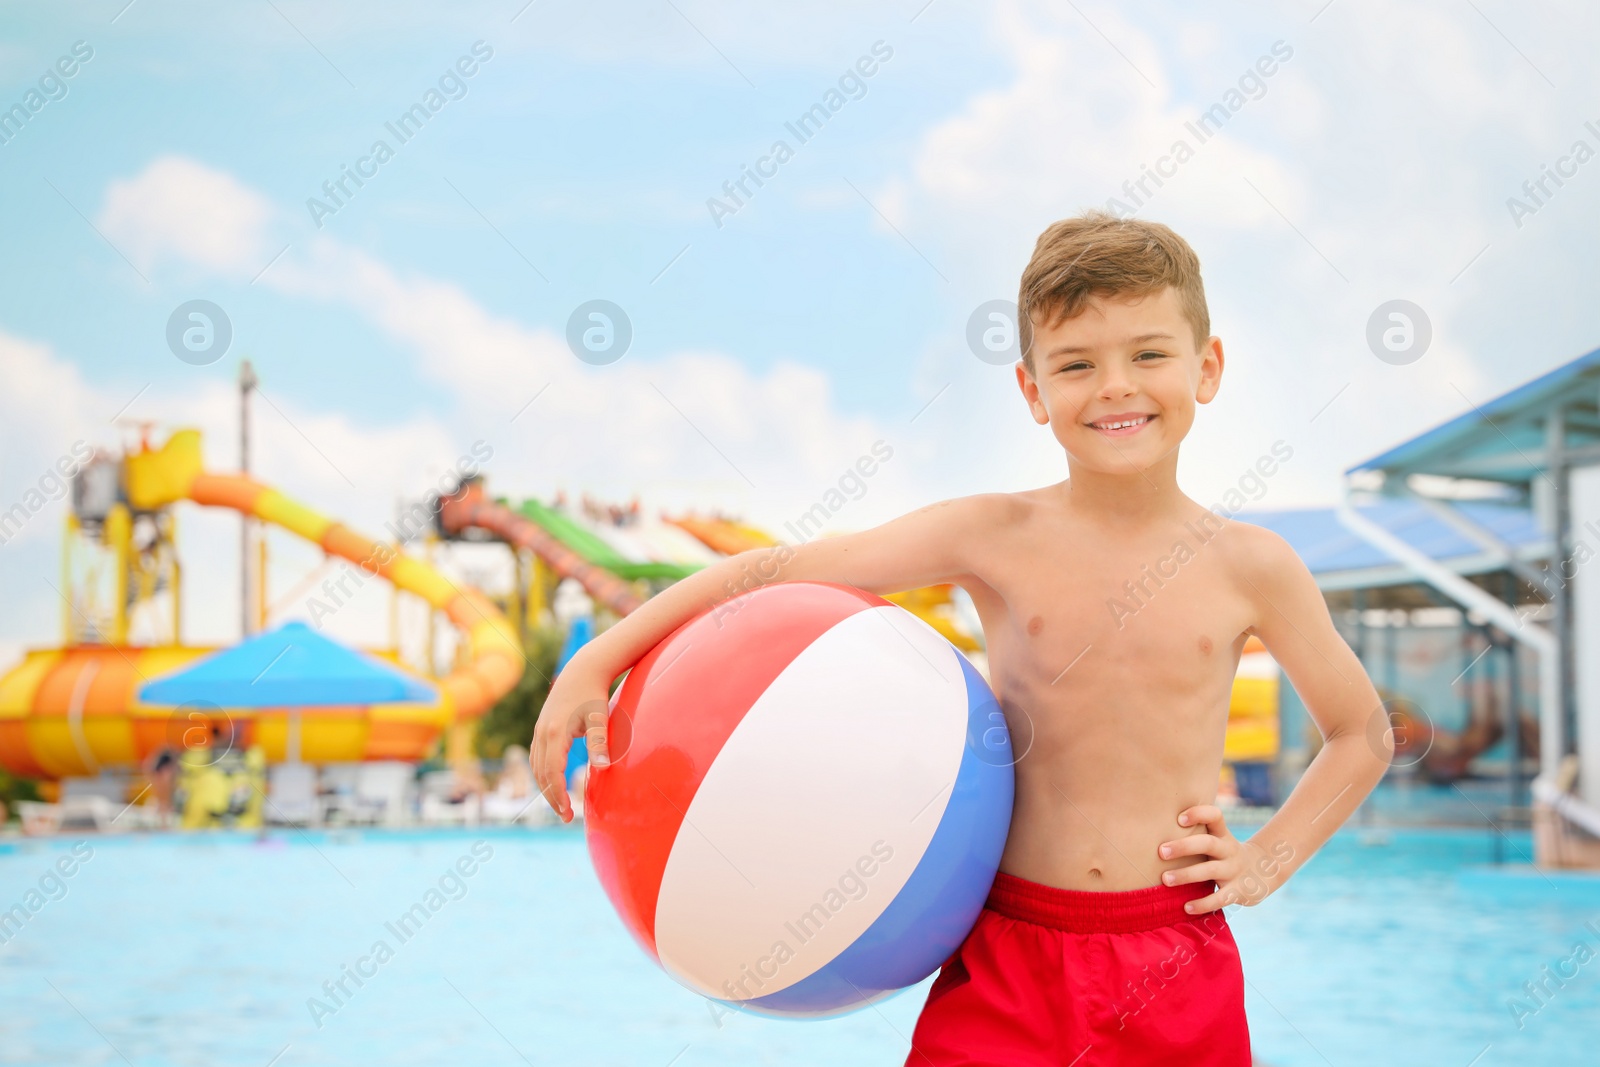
top-left (497, 744), bottom-right (534, 802)
top-left (145, 745), bottom-right (180, 828)
top-left (448, 759), bottom-right (486, 804)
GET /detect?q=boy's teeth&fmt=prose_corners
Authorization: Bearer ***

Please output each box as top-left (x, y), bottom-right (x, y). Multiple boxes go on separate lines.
top-left (1097, 416), bottom-right (1148, 429)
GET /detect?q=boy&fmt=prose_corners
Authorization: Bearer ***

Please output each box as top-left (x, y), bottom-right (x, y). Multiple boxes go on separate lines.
top-left (533, 211), bottom-right (1393, 1065)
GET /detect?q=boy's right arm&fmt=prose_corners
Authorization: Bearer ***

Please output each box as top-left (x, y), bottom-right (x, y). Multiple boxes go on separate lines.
top-left (530, 494), bottom-right (999, 820)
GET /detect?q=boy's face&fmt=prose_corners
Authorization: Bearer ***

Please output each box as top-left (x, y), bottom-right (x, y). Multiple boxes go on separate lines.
top-left (1015, 286), bottom-right (1223, 476)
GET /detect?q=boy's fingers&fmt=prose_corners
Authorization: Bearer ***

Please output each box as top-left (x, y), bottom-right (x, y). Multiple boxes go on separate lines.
top-left (1183, 886), bottom-right (1234, 915)
top-left (585, 706), bottom-right (610, 767)
top-left (530, 731), bottom-right (547, 796)
top-left (1179, 804), bottom-right (1225, 831)
top-left (1162, 860), bottom-right (1223, 887)
top-left (1159, 834), bottom-right (1220, 859)
top-left (542, 777), bottom-right (571, 822)
top-left (533, 729), bottom-right (572, 820)
top-left (585, 726), bottom-right (609, 767)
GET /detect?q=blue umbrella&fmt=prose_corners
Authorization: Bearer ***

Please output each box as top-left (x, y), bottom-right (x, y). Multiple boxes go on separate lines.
top-left (139, 621), bottom-right (436, 708)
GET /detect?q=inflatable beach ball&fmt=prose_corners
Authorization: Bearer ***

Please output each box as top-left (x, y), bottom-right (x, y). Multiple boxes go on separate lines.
top-left (585, 580), bottom-right (1014, 1018)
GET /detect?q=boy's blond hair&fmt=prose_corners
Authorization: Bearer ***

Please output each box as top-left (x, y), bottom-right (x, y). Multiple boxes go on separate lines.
top-left (1018, 211), bottom-right (1209, 373)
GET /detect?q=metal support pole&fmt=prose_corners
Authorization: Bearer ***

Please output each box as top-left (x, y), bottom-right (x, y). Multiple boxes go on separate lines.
top-left (170, 510), bottom-right (183, 646)
top-left (1384, 606), bottom-right (1398, 696)
top-left (1353, 587), bottom-right (1368, 676)
top-left (62, 515), bottom-right (75, 647)
top-left (240, 360), bottom-right (258, 639)
top-left (1547, 406), bottom-right (1577, 758)
top-left (1505, 577), bottom-right (1523, 816)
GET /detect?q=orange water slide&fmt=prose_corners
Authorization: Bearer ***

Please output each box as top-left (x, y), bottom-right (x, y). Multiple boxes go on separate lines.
top-left (138, 430), bottom-right (524, 719)
top-left (0, 644), bottom-right (449, 778)
top-left (667, 515), bottom-right (777, 556)
top-left (0, 431), bottom-right (525, 778)
top-left (185, 486), bottom-right (521, 721)
top-left (438, 479), bottom-right (645, 617)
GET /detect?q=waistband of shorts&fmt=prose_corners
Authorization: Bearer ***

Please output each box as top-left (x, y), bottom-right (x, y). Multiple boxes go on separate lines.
top-left (984, 871), bottom-right (1217, 934)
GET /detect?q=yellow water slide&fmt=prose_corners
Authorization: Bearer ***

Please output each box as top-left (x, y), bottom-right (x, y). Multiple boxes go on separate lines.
top-left (668, 515), bottom-right (982, 652)
top-left (0, 430), bottom-right (522, 779)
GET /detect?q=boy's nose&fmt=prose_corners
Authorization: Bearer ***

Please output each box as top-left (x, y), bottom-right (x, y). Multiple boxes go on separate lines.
top-left (1098, 375), bottom-right (1136, 400)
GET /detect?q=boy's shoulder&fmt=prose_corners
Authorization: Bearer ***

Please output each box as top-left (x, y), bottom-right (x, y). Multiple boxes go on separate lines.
top-left (913, 490), bottom-right (1034, 527)
top-left (1209, 514), bottom-right (1298, 571)
top-left (1204, 514), bottom-right (1315, 613)
top-left (889, 492), bottom-right (1038, 586)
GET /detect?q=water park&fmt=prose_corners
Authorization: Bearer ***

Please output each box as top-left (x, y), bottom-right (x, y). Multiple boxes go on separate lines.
top-left (4, 8), bottom-right (1599, 1066)
top-left (3, 347), bottom-right (1599, 1064)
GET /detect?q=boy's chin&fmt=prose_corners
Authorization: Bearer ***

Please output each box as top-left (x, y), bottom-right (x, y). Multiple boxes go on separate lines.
top-left (1061, 451), bottom-right (1159, 475)
top-left (1057, 425), bottom-right (1186, 471)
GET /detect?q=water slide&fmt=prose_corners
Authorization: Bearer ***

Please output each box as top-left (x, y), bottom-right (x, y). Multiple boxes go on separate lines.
top-left (584, 515), bottom-right (722, 570)
top-left (668, 515), bottom-right (777, 556)
top-left (446, 483), bottom-right (1002, 685)
top-left (437, 481), bottom-right (650, 616)
top-left (669, 515), bottom-right (983, 652)
top-left (0, 430), bottom-right (523, 778)
top-left (514, 498), bottom-right (702, 582)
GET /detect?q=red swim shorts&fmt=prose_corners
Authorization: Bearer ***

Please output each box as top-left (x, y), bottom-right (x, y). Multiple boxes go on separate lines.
top-left (904, 872), bottom-right (1251, 1066)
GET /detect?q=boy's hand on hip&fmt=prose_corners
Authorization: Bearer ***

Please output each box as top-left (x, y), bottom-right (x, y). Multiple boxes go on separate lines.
top-left (531, 669), bottom-right (613, 823)
top-left (1157, 804), bottom-right (1278, 915)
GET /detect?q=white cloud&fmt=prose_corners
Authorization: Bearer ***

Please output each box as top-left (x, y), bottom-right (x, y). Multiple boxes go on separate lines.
top-left (42, 0), bottom-right (1600, 667)
top-left (94, 156), bottom-right (919, 534)
top-left (0, 324), bottom-right (460, 651)
top-left (894, 5), bottom-right (1293, 232)
top-left (0, 331), bottom-right (103, 459)
top-left (97, 155), bottom-right (278, 275)
top-left (870, 0), bottom-right (1600, 511)
top-left (20, 151), bottom-right (938, 656)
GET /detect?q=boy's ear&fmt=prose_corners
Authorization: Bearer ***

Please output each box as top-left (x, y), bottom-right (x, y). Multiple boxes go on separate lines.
top-left (1014, 361), bottom-right (1050, 424)
top-left (1195, 336), bottom-right (1224, 405)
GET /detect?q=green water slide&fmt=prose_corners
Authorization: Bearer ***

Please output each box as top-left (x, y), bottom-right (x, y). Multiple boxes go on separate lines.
top-left (513, 499), bottom-right (702, 581)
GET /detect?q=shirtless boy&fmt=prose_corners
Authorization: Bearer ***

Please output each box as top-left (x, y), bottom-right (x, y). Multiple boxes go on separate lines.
top-left (534, 211), bottom-right (1393, 1065)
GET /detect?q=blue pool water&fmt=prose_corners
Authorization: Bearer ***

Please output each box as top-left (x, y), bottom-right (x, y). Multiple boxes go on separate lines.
top-left (0, 826), bottom-right (1595, 1066)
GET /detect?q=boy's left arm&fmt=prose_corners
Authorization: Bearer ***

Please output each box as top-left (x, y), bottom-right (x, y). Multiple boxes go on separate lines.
top-left (1161, 527), bottom-right (1394, 914)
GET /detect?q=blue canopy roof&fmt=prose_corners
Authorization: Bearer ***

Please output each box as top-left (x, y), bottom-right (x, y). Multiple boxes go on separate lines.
top-left (1240, 500), bottom-right (1548, 588)
top-left (139, 621), bottom-right (437, 708)
top-left (1346, 344), bottom-right (1600, 483)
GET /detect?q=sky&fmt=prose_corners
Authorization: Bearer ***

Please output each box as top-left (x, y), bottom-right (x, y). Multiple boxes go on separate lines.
top-left (1, 0), bottom-right (1597, 661)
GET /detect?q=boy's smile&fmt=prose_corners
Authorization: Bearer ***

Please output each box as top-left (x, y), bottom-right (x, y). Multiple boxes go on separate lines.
top-left (1086, 412), bottom-right (1155, 437)
top-left (1015, 286), bottom-right (1223, 478)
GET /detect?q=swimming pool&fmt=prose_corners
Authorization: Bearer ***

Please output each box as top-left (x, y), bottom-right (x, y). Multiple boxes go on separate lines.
top-left (0, 826), bottom-right (1593, 1066)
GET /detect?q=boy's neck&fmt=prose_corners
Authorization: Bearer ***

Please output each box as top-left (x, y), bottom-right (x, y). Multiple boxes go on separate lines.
top-left (1060, 452), bottom-right (1186, 523)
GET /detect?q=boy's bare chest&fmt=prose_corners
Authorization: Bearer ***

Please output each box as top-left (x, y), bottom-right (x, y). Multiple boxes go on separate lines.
top-left (964, 519), bottom-right (1255, 692)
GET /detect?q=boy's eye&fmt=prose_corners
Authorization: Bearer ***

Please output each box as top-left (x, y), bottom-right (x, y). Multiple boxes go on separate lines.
top-left (1058, 361), bottom-right (1090, 373)
top-left (1135, 350), bottom-right (1166, 361)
